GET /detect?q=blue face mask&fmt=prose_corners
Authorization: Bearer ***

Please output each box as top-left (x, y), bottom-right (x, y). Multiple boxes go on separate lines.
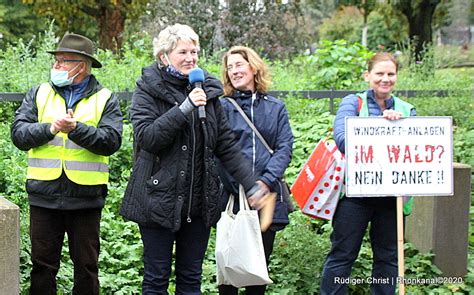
top-left (50, 65), bottom-right (80, 87)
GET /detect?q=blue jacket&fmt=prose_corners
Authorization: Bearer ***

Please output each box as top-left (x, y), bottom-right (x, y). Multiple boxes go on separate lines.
top-left (218, 90), bottom-right (294, 227)
top-left (333, 89), bottom-right (417, 153)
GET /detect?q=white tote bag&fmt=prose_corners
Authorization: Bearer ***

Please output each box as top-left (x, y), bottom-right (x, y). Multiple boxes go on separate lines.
top-left (215, 185), bottom-right (273, 287)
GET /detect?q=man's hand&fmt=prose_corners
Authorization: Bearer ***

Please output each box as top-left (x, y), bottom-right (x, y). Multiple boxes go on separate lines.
top-left (50, 109), bottom-right (77, 134)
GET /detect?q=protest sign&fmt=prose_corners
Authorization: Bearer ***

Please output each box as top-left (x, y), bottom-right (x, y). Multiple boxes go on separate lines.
top-left (345, 117), bottom-right (453, 197)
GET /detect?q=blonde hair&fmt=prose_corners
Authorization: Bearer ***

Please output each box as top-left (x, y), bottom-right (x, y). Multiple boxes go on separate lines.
top-left (368, 52), bottom-right (398, 72)
top-left (153, 23), bottom-right (200, 63)
top-left (221, 46), bottom-right (271, 96)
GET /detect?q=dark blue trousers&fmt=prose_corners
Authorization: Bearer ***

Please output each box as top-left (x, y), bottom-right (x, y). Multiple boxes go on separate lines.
top-left (139, 218), bottom-right (211, 295)
top-left (320, 197), bottom-right (398, 295)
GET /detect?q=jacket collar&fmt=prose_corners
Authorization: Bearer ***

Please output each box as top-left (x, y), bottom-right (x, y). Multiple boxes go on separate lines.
top-left (138, 62), bottom-right (223, 105)
top-left (52, 74), bottom-right (103, 99)
top-left (230, 90), bottom-right (266, 100)
top-left (367, 89), bottom-right (395, 109)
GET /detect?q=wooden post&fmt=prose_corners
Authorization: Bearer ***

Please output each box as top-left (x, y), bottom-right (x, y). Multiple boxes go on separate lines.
top-left (397, 197), bottom-right (405, 295)
top-left (405, 163), bottom-right (471, 277)
top-left (0, 196), bottom-right (20, 294)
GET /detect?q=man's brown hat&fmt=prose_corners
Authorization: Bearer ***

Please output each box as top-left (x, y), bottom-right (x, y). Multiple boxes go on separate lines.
top-left (48, 33), bottom-right (102, 68)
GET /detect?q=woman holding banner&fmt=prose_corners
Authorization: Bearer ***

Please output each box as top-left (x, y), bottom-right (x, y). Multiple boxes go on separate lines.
top-left (320, 52), bottom-right (416, 295)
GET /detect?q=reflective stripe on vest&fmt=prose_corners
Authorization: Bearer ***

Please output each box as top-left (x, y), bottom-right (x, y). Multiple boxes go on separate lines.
top-left (65, 160), bottom-right (109, 172)
top-left (27, 82), bottom-right (112, 185)
top-left (28, 158), bottom-right (61, 168)
top-left (65, 139), bottom-right (84, 149)
top-left (48, 136), bottom-right (63, 146)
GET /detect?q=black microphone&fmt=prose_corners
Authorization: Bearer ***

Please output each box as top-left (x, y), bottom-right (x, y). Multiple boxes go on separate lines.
top-left (188, 67), bottom-right (206, 120)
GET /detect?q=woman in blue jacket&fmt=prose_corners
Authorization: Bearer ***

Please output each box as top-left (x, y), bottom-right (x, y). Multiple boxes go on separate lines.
top-left (320, 52), bottom-right (416, 295)
top-left (217, 46), bottom-right (294, 295)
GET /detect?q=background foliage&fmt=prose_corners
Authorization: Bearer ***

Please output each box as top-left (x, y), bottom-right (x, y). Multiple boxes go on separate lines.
top-left (0, 0), bottom-right (469, 60)
top-left (0, 26), bottom-right (472, 294)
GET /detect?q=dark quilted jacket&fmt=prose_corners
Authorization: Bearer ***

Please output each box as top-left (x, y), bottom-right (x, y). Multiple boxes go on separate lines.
top-left (120, 63), bottom-right (256, 231)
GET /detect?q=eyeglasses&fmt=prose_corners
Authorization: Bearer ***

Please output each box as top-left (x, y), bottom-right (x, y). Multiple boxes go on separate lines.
top-left (53, 58), bottom-right (84, 66)
top-left (226, 62), bottom-right (249, 72)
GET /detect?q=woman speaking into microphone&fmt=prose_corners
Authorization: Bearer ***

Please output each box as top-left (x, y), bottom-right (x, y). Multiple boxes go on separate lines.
top-left (120, 24), bottom-right (267, 294)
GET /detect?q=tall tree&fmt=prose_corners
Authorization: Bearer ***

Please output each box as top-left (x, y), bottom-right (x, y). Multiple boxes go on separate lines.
top-left (336, 0), bottom-right (449, 60)
top-left (393, 0), bottom-right (443, 60)
top-left (141, 0), bottom-right (311, 58)
top-left (23, 0), bottom-right (148, 52)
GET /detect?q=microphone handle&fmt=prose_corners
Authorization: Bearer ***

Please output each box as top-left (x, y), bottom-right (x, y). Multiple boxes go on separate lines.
top-left (198, 106), bottom-right (206, 120)
top-left (194, 82), bottom-right (206, 120)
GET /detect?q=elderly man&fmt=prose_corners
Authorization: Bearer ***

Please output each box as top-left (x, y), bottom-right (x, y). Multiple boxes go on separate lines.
top-left (11, 33), bottom-right (123, 295)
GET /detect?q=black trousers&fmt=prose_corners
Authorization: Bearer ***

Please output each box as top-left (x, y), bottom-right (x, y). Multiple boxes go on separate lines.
top-left (29, 205), bottom-right (102, 295)
top-left (218, 229), bottom-right (277, 295)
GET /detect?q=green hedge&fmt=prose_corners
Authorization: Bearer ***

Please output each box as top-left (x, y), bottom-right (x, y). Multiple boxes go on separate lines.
top-left (2, 95), bottom-right (472, 294)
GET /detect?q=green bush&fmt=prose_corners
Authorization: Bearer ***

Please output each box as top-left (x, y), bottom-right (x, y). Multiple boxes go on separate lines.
top-left (267, 214), bottom-right (331, 294)
top-left (433, 45), bottom-right (474, 69)
top-left (2, 99), bottom-right (473, 293)
top-left (276, 39), bottom-right (373, 91)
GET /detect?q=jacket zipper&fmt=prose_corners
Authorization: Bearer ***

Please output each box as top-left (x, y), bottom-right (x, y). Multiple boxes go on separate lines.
top-left (187, 111), bottom-right (196, 223)
top-left (277, 180), bottom-right (284, 202)
top-left (251, 93), bottom-right (256, 174)
top-left (67, 86), bottom-right (73, 108)
top-left (62, 87), bottom-right (73, 209)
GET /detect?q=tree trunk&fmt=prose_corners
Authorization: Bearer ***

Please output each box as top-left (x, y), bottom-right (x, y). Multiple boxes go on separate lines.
top-left (97, 4), bottom-right (126, 53)
top-left (398, 0), bottom-right (440, 61)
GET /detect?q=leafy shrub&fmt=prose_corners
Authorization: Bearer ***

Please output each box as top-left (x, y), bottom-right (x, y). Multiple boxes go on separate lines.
top-left (0, 22), bottom-right (56, 92)
top-left (0, 123), bottom-right (30, 293)
top-left (433, 45), bottom-right (474, 68)
top-left (95, 36), bottom-right (154, 93)
top-left (308, 40), bottom-right (374, 89)
top-left (283, 97), bottom-right (334, 180)
top-left (269, 40), bottom-right (373, 91)
top-left (267, 213), bottom-right (331, 294)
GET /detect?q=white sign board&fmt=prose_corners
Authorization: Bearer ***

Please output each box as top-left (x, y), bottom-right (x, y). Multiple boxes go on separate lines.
top-left (345, 117), bottom-right (453, 197)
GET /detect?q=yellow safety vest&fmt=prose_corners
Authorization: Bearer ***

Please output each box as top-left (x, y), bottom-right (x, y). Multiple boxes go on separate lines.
top-left (27, 82), bottom-right (112, 185)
